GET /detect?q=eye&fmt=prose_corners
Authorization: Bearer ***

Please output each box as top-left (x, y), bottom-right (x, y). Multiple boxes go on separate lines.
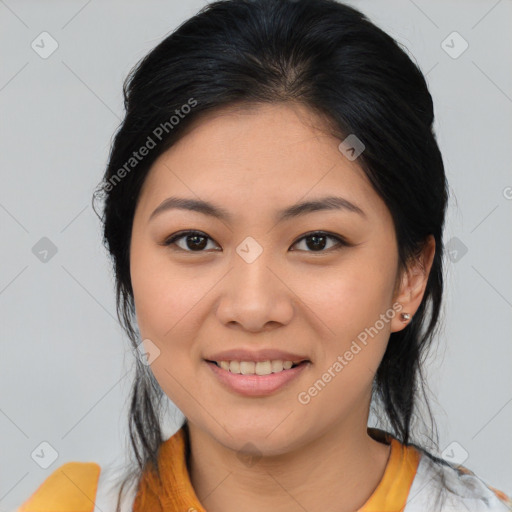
top-left (291, 231), bottom-right (348, 253)
top-left (163, 230), bottom-right (220, 252)
top-left (162, 230), bottom-right (348, 253)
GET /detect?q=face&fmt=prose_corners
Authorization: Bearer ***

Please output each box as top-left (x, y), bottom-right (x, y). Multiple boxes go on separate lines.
top-left (129, 102), bottom-right (407, 455)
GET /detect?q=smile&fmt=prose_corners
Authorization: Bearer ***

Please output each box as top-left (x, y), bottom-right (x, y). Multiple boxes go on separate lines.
top-left (205, 359), bottom-right (310, 396)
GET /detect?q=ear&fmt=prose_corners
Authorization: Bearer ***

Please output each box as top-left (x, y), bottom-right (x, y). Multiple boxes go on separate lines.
top-left (391, 235), bottom-right (436, 333)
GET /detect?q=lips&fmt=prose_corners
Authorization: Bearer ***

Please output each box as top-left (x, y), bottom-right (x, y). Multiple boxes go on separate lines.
top-left (203, 348), bottom-right (311, 395)
top-left (206, 359), bottom-right (310, 396)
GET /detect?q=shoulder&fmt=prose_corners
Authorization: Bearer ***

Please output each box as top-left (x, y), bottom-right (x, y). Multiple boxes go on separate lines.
top-left (12, 461), bottom-right (138, 512)
top-left (404, 447), bottom-right (512, 512)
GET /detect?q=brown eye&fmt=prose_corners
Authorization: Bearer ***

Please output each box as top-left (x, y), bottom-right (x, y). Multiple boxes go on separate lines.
top-left (164, 231), bottom-right (219, 252)
top-left (291, 231), bottom-right (347, 252)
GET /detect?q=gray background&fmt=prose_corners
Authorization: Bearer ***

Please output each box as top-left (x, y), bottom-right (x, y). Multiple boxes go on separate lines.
top-left (1, 0), bottom-right (511, 509)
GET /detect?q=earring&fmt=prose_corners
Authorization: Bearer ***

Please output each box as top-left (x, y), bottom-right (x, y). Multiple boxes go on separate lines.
top-left (401, 312), bottom-right (411, 323)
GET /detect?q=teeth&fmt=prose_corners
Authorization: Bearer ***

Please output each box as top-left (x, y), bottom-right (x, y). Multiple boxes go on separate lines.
top-left (271, 360), bottom-right (283, 373)
top-left (255, 361), bottom-right (272, 375)
top-left (214, 360), bottom-right (299, 375)
top-left (240, 361), bottom-right (255, 374)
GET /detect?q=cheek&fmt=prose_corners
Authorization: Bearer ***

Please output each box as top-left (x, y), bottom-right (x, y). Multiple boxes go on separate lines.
top-left (130, 244), bottom-right (202, 340)
top-left (301, 256), bottom-right (395, 334)
top-left (130, 252), bottom-right (203, 410)
top-left (296, 252), bottom-right (395, 381)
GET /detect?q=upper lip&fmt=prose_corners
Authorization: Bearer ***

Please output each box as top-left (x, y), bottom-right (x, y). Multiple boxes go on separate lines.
top-left (205, 349), bottom-right (310, 364)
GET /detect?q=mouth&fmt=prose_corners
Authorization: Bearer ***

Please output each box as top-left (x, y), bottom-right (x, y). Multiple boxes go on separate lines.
top-left (204, 358), bottom-right (310, 396)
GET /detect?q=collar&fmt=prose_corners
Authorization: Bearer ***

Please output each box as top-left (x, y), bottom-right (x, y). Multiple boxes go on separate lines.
top-left (132, 424), bottom-right (420, 512)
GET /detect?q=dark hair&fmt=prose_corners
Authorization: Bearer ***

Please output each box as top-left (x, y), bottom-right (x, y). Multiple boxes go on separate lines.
top-left (92, 0), bottom-right (449, 508)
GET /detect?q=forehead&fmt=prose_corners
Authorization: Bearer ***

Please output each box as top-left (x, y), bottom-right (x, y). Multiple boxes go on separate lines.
top-left (136, 102), bottom-right (388, 224)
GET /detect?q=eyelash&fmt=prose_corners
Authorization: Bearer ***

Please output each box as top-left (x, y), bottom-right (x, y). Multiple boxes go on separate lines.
top-left (162, 230), bottom-right (350, 254)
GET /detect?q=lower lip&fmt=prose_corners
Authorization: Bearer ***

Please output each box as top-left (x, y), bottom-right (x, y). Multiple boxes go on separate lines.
top-left (206, 360), bottom-right (310, 397)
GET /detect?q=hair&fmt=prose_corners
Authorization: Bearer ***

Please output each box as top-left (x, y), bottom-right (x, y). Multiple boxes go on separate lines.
top-left (91, 0), bottom-right (450, 509)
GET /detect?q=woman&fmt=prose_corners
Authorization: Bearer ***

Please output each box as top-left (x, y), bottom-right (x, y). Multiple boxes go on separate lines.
top-left (14, 0), bottom-right (512, 511)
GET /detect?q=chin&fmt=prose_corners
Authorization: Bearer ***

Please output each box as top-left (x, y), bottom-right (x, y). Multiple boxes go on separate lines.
top-left (209, 417), bottom-right (303, 456)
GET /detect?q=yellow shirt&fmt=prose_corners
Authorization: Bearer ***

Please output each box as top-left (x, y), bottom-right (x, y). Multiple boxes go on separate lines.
top-left (14, 426), bottom-right (512, 512)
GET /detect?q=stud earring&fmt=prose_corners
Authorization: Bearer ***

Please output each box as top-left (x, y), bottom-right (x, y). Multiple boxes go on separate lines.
top-left (401, 312), bottom-right (411, 323)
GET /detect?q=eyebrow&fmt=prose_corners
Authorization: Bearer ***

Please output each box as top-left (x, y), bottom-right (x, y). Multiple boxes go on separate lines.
top-left (148, 195), bottom-right (366, 224)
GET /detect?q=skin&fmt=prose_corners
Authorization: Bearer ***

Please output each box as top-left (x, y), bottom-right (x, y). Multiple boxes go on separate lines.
top-left (129, 102), bottom-right (436, 512)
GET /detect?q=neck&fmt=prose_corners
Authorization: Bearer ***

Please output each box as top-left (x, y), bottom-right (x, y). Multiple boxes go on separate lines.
top-left (187, 415), bottom-right (391, 512)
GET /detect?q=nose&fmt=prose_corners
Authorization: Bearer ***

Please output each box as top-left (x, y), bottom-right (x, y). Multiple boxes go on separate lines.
top-left (214, 247), bottom-right (295, 333)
